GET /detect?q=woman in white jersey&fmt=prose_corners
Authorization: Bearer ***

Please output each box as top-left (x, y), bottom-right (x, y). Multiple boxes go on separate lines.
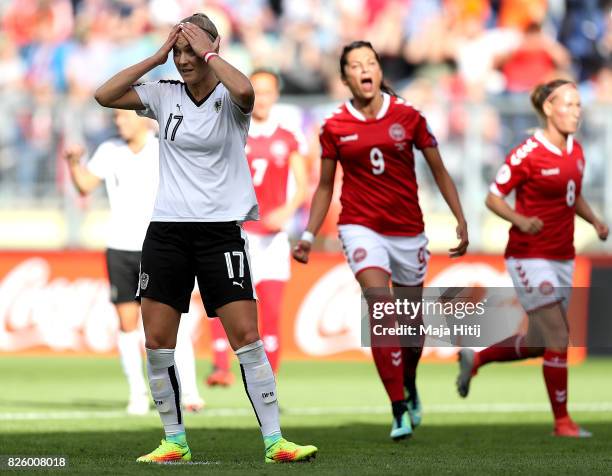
top-left (94, 13), bottom-right (316, 464)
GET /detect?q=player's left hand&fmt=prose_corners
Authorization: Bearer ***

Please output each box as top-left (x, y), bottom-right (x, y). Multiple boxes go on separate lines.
top-left (179, 22), bottom-right (220, 58)
top-left (593, 219), bottom-right (609, 241)
top-left (449, 220), bottom-right (469, 258)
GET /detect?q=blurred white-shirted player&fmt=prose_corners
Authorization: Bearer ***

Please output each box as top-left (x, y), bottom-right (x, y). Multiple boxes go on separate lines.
top-left (207, 69), bottom-right (308, 385)
top-left (64, 109), bottom-right (204, 414)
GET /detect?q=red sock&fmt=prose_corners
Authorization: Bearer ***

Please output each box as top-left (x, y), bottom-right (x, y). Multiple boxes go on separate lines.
top-left (367, 295), bottom-right (405, 402)
top-left (371, 345), bottom-right (405, 402)
top-left (209, 317), bottom-right (230, 371)
top-left (475, 334), bottom-right (528, 372)
top-left (543, 349), bottom-right (568, 420)
top-left (256, 280), bottom-right (285, 373)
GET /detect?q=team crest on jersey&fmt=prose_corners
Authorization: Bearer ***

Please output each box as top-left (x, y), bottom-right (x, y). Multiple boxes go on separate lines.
top-left (214, 99), bottom-right (222, 113)
top-left (496, 164), bottom-right (511, 184)
top-left (539, 280), bottom-right (554, 296)
top-left (389, 123), bottom-right (406, 142)
top-left (271, 140), bottom-right (289, 162)
top-left (353, 247), bottom-right (367, 264)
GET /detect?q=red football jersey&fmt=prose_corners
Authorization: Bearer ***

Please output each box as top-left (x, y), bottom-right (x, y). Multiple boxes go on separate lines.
top-left (490, 131), bottom-right (585, 259)
top-left (319, 93), bottom-right (438, 236)
top-left (243, 120), bottom-right (304, 234)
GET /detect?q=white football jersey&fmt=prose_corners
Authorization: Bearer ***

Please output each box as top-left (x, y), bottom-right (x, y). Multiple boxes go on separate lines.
top-left (86, 133), bottom-right (159, 251)
top-left (134, 80), bottom-right (259, 223)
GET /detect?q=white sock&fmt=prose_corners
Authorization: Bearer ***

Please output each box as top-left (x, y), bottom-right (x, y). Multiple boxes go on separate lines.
top-left (175, 320), bottom-right (199, 401)
top-left (146, 348), bottom-right (185, 436)
top-left (117, 330), bottom-right (147, 398)
top-left (236, 340), bottom-right (281, 438)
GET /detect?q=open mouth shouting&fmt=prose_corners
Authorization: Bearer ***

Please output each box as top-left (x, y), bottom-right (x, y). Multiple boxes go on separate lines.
top-left (360, 76), bottom-right (374, 93)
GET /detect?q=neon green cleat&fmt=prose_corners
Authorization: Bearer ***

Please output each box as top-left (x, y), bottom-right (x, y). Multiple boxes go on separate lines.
top-left (136, 439), bottom-right (192, 463)
top-left (265, 438), bottom-right (318, 463)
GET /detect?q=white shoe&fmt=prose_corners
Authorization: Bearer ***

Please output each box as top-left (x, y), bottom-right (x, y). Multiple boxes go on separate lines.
top-left (127, 395), bottom-right (150, 415)
top-left (182, 395), bottom-right (205, 413)
top-left (456, 348), bottom-right (476, 398)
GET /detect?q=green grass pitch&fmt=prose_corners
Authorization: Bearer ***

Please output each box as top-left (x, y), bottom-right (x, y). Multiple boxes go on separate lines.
top-left (1, 356), bottom-right (612, 475)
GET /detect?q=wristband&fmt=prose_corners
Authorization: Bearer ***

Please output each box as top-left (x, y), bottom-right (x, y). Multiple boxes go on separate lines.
top-left (203, 51), bottom-right (219, 63)
top-left (300, 231), bottom-right (314, 244)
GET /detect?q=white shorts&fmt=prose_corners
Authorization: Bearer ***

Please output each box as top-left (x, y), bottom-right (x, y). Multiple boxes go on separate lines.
top-left (245, 231), bottom-right (290, 285)
top-left (338, 224), bottom-right (429, 286)
top-left (506, 257), bottom-right (574, 312)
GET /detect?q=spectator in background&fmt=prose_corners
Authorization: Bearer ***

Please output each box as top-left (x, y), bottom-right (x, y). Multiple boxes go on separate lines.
top-left (496, 23), bottom-right (571, 94)
top-left (402, 0), bottom-right (446, 66)
top-left (496, 0), bottom-right (547, 31)
top-left (16, 80), bottom-right (57, 197)
top-left (557, 0), bottom-right (610, 82)
top-left (0, 35), bottom-right (26, 185)
top-left (2, 0), bottom-right (74, 51)
top-left (0, 35), bottom-right (25, 92)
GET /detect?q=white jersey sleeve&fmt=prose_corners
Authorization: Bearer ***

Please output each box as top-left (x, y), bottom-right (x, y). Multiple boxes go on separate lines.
top-left (86, 141), bottom-right (114, 179)
top-left (133, 82), bottom-right (164, 120)
top-left (222, 87), bottom-right (250, 138)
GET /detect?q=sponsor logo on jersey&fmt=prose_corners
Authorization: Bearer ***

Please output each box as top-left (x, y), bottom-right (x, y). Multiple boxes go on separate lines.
top-left (140, 272), bottom-right (149, 290)
top-left (388, 123), bottom-right (406, 141)
top-left (232, 280), bottom-right (244, 288)
top-left (541, 167), bottom-right (560, 176)
top-left (214, 99), bottom-right (222, 113)
top-left (340, 134), bottom-right (359, 142)
top-left (352, 247), bottom-right (367, 263)
top-left (539, 280), bottom-right (554, 296)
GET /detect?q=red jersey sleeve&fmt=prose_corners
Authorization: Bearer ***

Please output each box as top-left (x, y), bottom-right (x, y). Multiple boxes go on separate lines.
top-left (490, 148), bottom-right (531, 197)
top-left (319, 121), bottom-right (339, 160)
top-left (413, 113), bottom-right (438, 150)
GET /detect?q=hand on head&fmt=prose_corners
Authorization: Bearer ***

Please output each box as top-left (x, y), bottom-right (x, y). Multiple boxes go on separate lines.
top-left (179, 22), bottom-right (220, 58)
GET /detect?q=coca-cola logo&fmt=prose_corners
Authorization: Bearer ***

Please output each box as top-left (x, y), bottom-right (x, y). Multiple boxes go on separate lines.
top-left (0, 258), bottom-right (117, 352)
top-left (0, 258), bottom-right (205, 353)
top-left (294, 261), bottom-right (524, 359)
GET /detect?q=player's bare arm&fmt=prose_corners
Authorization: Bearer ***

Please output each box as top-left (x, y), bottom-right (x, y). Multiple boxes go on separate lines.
top-left (94, 25), bottom-right (180, 109)
top-left (264, 151), bottom-right (308, 230)
top-left (180, 22), bottom-right (254, 112)
top-left (63, 145), bottom-right (102, 195)
top-left (292, 158), bottom-right (337, 264)
top-left (575, 195), bottom-right (609, 241)
top-left (421, 146), bottom-right (469, 257)
top-left (485, 192), bottom-right (543, 235)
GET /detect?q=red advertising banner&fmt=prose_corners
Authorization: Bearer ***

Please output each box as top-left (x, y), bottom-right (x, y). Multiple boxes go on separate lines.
top-left (0, 251), bottom-right (589, 362)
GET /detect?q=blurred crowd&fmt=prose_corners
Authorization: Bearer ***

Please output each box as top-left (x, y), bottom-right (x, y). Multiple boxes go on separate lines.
top-left (0, 0), bottom-right (611, 221)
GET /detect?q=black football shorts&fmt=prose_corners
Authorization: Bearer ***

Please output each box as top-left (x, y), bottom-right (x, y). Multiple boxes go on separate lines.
top-left (106, 248), bottom-right (141, 304)
top-left (137, 221), bottom-right (256, 316)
